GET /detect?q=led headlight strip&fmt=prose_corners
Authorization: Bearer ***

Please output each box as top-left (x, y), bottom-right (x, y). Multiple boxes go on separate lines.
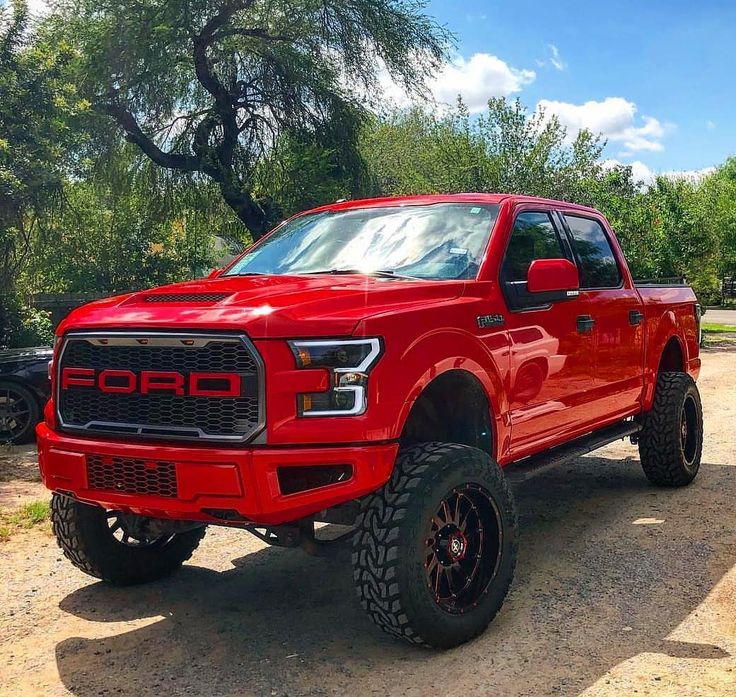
top-left (288, 338), bottom-right (382, 416)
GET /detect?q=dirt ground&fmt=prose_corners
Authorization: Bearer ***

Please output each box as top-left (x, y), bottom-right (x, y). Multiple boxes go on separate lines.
top-left (1, 350), bottom-right (736, 697)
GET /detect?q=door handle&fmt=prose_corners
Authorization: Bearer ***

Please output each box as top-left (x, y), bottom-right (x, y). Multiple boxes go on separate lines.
top-left (576, 315), bottom-right (595, 333)
top-left (629, 310), bottom-right (644, 326)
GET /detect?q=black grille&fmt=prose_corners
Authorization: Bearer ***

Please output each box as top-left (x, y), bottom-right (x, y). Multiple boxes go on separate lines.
top-left (143, 293), bottom-right (230, 303)
top-left (87, 454), bottom-right (178, 497)
top-left (57, 334), bottom-right (263, 442)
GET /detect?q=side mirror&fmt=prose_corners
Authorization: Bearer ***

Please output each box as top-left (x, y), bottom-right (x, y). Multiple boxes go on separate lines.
top-left (527, 259), bottom-right (579, 294)
top-left (207, 268), bottom-right (222, 279)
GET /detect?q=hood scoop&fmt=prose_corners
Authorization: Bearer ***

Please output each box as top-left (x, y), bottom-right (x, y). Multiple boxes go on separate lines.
top-left (140, 292), bottom-right (232, 304)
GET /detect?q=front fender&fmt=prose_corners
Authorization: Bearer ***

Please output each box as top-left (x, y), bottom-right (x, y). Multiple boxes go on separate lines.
top-left (376, 327), bottom-right (510, 458)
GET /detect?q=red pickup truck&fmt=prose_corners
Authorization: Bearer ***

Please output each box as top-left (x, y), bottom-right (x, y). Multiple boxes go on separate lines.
top-left (38, 194), bottom-right (703, 648)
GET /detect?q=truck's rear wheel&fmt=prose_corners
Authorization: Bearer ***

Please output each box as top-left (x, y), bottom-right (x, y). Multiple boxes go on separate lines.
top-left (51, 493), bottom-right (206, 585)
top-left (352, 442), bottom-right (518, 648)
top-left (638, 372), bottom-right (703, 487)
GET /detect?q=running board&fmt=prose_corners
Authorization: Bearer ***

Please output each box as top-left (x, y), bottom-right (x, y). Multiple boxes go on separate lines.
top-left (505, 421), bottom-right (641, 484)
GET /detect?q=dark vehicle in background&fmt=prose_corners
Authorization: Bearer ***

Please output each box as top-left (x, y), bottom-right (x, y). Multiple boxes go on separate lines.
top-left (0, 347), bottom-right (52, 443)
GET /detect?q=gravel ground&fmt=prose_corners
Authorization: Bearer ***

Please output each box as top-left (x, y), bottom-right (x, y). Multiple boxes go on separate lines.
top-left (1, 349), bottom-right (735, 697)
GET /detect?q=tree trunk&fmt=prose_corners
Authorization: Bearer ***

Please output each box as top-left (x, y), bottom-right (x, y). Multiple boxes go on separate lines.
top-left (218, 179), bottom-right (270, 240)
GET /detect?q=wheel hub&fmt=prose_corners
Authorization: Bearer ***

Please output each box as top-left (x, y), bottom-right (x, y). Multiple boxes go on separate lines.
top-left (434, 525), bottom-right (469, 565)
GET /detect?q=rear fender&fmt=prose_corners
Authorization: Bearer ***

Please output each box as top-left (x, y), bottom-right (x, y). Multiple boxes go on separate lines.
top-left (643, 311), bottom-right (686, 410)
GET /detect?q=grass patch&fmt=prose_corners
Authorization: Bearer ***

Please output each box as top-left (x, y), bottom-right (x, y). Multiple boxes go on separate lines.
top-left (702, 323), bottom-right (736, 334)
top-left (0, 499), bottom-right (51, 541)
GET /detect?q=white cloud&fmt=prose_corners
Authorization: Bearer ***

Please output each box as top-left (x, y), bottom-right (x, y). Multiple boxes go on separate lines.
top-left (433, 54), bottom-right (535, 111)
top-left (548, 44), bottom-right (566, 71)
top-left (380, 53), bottom-right (536, 113)
top-left (538, 97), bottom-right (667, 154)
top-left (602, 159), bottom-right (657, 186)
top-left (26, 0), bottom-right (48, 15)
top-left (603, 159), bottom-right (715, 187)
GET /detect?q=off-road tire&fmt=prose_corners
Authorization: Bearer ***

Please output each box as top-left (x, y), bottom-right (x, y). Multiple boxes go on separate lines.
top-left (352, 442), bottom-right (518, 648)
top-left (638, 372), bottom-right (703, 487)
top-left (51, 493), bottom-right (206, 585)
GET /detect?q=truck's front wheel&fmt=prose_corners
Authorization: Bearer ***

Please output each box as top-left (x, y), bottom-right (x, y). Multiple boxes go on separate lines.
top-left (51, 494), bottom-right (206, 585)
top-left (638, 372), bottom-right (703, 487)
top-left (352, 443), bottom-right (518, 648)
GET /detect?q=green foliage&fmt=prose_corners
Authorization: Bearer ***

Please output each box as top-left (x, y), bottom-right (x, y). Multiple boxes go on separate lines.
top-left (48, 0), bottom-right (450, 236)
top-left (643, 176), bottom-right (720, 304)
top-left (24, 146), bottom-right (226, 294)
top-left (699, 158), bottom-right (736, 280)
top-left (254, 131), bottom-right (357, 224)
top-left (0, 0), bottom-right (88, 292)
top-left (0, 292), bottom-right (53, 348)
top-left (360, 99), bottom-right (607, 200)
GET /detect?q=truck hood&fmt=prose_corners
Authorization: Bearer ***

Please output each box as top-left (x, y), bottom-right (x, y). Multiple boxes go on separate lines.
top-left (58, 275), bottom-right (466, 338)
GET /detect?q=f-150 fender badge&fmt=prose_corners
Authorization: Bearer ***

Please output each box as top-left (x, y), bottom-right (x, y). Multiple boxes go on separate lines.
top-left (477, 314), bottom-right (505, 328)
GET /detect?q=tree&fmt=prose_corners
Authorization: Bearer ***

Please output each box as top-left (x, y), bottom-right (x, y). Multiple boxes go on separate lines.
top-left (50, 0), bottom-right (450, 240)
top-left (360, 98), bottom-right (612, 202)
top-left (253, 130), bottom-right (357, 223)
top-left (586, 165), bottom-right (660, 279)
top-left (0, 0), bottom-right (87, 293)
top-left (700, 158), bottom-right (736, 281)
top-left (24, 145), bottom-right (232, 294)
top-left (360, 98), bottom-right (609, 201)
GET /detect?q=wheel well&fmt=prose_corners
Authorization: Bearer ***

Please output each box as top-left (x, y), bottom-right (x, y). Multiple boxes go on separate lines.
top-left (658, 337), bottom-right (685, 374)
top-left (400, 370), bottom-right (493, 456)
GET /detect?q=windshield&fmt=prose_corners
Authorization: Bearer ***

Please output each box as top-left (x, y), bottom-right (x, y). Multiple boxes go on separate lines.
top-left (225, 203), bottom-right (500, 280)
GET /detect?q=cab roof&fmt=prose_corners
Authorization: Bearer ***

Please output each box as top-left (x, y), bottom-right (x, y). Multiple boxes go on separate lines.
top-left (307, 193), bottom-right (601, 216)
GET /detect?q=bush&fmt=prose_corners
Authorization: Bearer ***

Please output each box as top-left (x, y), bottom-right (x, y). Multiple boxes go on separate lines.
top-left (0, 293), bottom-right (54, 349)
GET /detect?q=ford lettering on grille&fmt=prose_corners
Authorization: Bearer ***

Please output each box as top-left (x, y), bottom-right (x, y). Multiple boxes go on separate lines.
top-left (56, 333), bottom-right (264, 442)
top-left (61, 368), bottom-right (242, 397)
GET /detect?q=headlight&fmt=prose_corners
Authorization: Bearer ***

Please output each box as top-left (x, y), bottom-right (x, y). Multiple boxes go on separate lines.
top-left (288, 338), bottom-right (382, 416)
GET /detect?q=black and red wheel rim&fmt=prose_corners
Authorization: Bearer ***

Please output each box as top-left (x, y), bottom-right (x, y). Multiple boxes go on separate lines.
top-left (0, 386), bottom-right (32, 442)
top-left (424, 483), bottom-right (503, 614)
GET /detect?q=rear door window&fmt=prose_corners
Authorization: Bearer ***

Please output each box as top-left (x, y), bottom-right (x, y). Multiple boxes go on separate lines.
top-left (563, 215), bottom-right (622, 289)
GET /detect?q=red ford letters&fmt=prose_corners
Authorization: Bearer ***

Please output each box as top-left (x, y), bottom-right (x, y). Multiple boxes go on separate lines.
top-left (60, 367), bottom-right (241, 397)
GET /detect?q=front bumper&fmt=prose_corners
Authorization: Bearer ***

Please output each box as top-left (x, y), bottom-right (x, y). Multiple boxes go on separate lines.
top-left (36, 423), bottom-right (398, 526)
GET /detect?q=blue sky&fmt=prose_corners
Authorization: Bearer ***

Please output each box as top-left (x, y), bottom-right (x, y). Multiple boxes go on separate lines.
top-left (414, 0), bottom-right (736, 180)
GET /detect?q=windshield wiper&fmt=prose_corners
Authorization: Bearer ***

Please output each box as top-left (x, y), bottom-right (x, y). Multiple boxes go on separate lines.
top-left (305, 268), bottom-right (418, 280)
